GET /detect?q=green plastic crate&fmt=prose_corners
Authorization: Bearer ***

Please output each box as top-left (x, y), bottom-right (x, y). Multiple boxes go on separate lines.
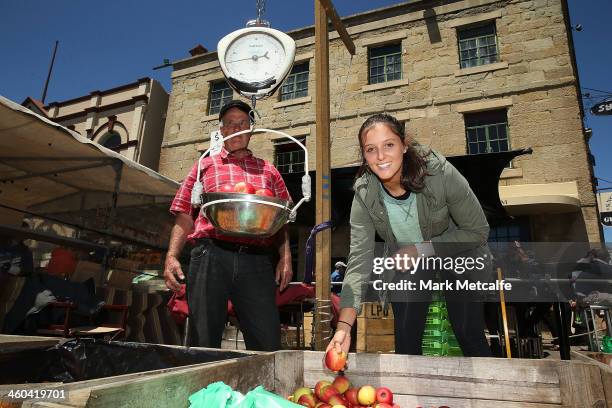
top-left (431, 291), bottom-right (445, 302)
top-left (422, 339), bottom-right (449, 356)
top-left (423, 328), bottom-right (449, 341)
top-left (448, 346), bottom-right (463, 356)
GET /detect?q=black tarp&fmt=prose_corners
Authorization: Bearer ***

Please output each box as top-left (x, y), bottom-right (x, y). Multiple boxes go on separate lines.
top-left (0, 338), bottom-right (248, 384)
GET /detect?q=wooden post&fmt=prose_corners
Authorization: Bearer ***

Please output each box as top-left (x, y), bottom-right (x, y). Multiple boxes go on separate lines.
top-left (313, 0), bottom-right (332, 350)
top-left (312, 0), bottom-right (355, 351)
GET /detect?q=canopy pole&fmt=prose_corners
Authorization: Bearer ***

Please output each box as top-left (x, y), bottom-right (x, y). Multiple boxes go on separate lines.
top-left (102, 160), bottom-right (123, 275)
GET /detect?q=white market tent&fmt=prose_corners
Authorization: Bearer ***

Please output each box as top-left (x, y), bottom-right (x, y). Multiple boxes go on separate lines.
top-left (0, 95), bottom-right (179, 249)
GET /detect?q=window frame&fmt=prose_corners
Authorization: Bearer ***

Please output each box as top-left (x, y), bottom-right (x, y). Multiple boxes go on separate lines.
top-left (208, 80), bottom-right (233, 115)
top-left (457, 21), bottom-right (500, 69)
top-left (464, 109), bottom-right (511, 156)
top-left (279, 61), bottom-right (310, 101)
top-left (274, 138), bottom-right (306, 175)
top-left (367, 43), bottom-right (402, 85)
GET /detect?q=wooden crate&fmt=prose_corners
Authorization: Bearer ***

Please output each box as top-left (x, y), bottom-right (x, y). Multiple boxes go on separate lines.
top-left (6, 348), bottom-right (610, 407)
top-left (571, 351), bottom-right (612, 408)
top-left (356, 302), bottom-right (395, 353)
top-left (303, 312), bottom-right (313, 349)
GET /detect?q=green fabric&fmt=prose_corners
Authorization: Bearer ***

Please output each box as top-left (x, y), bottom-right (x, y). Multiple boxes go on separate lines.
top-left (380, 182), bottom-right (423, 244)
top-left (189, 382), bottom-right (244, 408)
top-left (237, 386), bottom-right (301, 408)
top-left (339, 146), bottom-right (492, 313)
top-left (188, 382), bottom-right (300, 408)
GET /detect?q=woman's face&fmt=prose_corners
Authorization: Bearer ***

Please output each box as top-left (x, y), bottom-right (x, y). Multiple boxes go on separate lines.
top-left (361, 123), bottom-right (406, 185)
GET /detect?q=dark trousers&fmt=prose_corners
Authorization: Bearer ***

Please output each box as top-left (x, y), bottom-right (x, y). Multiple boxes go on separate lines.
top-left (390, 268), bottom-right (492, 357)
top-left (186, 239), bottom-right (280, 351)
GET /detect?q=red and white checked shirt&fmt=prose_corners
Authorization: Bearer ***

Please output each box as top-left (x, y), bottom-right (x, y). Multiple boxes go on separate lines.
top-left (170, 148), bottom-right (292, 247)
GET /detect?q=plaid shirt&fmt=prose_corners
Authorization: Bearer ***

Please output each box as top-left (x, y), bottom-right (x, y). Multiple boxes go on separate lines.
top-left (170, 148), bottom-right (292, 247)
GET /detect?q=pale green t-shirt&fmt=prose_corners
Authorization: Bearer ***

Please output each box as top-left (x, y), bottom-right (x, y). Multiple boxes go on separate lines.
top-left (380, 181), bottom-right (423, 244)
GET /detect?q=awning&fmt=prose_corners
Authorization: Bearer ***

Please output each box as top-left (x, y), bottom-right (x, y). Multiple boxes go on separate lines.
top-left (0, 95), bottom-right (180, 249)
top-left (282, 148), bottom-right (532, 227)
top-left (499, 181), bottom-right (581, 216)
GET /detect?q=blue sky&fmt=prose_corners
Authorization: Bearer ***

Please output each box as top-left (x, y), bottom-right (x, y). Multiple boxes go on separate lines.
top-left (0, 0), bottom-right (610, 240)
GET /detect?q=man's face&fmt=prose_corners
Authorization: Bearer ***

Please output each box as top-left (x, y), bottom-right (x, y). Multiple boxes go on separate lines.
top-left (220, 107), bottom-right (251, 153)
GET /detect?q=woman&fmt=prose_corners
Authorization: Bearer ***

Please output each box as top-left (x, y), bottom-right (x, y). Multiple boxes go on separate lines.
top-left (327, 113), bottom-right (492, 357)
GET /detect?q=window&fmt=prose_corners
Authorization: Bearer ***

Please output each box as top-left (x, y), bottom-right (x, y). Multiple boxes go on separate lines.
top-left (465, 109), bottom-right (509, 155)
top-left (457, 22), bottom-right (499, 69)
top-left (274, 139), bottom-right (305, 174)
top-left (208, 81), bottom-right (233, 115)
top-left (279, 62), bottom-right (309, 101)
top-left (488, 217), bottom-right (531, 243)
top-left (368, 43), bottom-right (402, 84)
top-left (99, 131), bottom-right (121, 149)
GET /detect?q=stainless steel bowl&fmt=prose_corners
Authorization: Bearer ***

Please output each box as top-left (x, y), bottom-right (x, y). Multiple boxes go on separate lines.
top-left (201, 192), bottom-right (292, 238)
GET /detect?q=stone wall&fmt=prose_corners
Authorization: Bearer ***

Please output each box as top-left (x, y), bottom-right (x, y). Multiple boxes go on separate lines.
top-left (160, 0), bottom-right (600, 242)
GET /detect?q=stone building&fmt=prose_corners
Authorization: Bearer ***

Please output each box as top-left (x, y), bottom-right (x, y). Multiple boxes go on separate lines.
top-left (34, 78), bottom-right (169, 172)
top-left (160, 0), bottom-right (601, 274)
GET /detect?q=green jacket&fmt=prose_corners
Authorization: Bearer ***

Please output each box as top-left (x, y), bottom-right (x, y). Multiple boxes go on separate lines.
top-left (339, 147), bottom-right (492, 313)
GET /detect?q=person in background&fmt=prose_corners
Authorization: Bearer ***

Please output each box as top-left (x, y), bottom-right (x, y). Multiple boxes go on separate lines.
top-left (326, 113), bottom-right (492, 357)
top-left (164, 99), bottom-right (293, 351)
top-left (331, 261), bottom-right (346, 294)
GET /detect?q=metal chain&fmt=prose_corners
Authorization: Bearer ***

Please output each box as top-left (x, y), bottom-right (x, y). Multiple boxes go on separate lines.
top-left (256, 0), bottom-right (265, 22)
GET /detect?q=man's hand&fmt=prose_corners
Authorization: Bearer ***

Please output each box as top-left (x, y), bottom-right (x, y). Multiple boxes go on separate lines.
top-left (275, 256), bottom-right (293, 291)
top-left (164, 254), bottom-right (185, 291)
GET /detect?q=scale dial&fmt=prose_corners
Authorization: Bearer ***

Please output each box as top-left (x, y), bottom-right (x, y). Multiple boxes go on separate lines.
top-left (224, 32), bottom-right (286, 83)
top-left (218, 26), bottom-right (296, 98)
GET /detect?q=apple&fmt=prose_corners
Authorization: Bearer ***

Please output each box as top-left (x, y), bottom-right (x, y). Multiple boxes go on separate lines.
top-left (255, 188), bottom-right (274, 197)
top-left (218, 184), bottom-right (235, 193)
top-left (293, 387), bottom-right (313, 404)
top-left (234, 181), bottom-right (255, 194)
top-left (319, 385), bottom-right (339, 403)
top-left (327, 395), bottom-right (347, 407)
top-left (344, 387), bottom-right (360, 406)
top-left (357, 385), bottom-right (376, 406)
top-left (332, 375), bottom-right (351, 394)
top-left (298, 393), bottom-right (316, 407)
top-left (330, 405), bottom-right (347, 408)
top-left (325, 348), bottom-right (348, 372)
top-left (314, 403), bottom-right (331, 408)
top-left (314, 380), bottom-right (332, 399)
top-left (373, 403), bottom-right (393, 408)
top-left (375, 386), bottom-right (393, 404)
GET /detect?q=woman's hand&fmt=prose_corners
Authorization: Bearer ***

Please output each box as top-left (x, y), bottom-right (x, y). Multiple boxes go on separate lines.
top-left (323, 326), bottom-right (351, 371)
top-left (326, 329), bottom-right (351, 355)
top-left (393, 244), bottom-right (419, 272)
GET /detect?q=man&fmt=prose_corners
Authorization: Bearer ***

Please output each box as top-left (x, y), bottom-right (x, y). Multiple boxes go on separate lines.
top-left (164, 99), bottom-right (293, 351)
top-left (331, 261), bottom-right (346, 294)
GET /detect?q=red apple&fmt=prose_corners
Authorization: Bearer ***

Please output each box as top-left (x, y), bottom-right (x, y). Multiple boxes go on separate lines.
top-left (314, 380), bottom-right (332, 399)
top-left (234, 181), bottom-right (255, 194)
top-left (298, 393), bottom-right (316, 407)
top-left (218, 183), bottom-right (235, 193)
top-left (327, 394), bottom-right (347, 407)
top-left (255, 188), bottom-right (274, 197)
top-left (293, 387), bottom-right (313, 403)
top-left (319, 385), bottom-right (339, 403)
top-left (344, 387), bottom-right (360, 406)
top-left (375, 386), bottom-right (393, 404)
top-left (331, 375), bottom-right (351, 394)
top-left (314, 403), bottom-right (331, 408)
top-left (357, 385), bottom-right (376, 406)
top-left (325, 348), bottom-right (348, 372)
